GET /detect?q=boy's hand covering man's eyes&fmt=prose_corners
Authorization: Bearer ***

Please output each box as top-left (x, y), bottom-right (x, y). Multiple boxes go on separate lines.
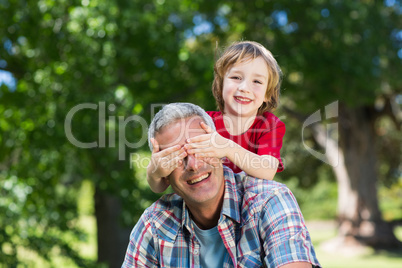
top-left (184, 122), bottom-right (233, 160)
top-left (198, 156), bottom-right (222, 168)
top-left (148, 138), bottom-right (187, 178)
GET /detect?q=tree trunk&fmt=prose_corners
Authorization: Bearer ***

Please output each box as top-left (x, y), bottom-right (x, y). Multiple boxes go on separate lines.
top-left (309, 104), bottom-right (400, 249)
top-left (95, 188), bottom-right (131, 268)
top-left (336, 105), bottom-right (400, 247)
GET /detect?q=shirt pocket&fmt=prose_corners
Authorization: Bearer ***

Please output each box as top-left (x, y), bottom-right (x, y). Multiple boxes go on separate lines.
top-left (157, 237), bottom-right (191, 268)
top-left (236, 217), bottom-right (264, 267)
top-left (237, 251), bottom-right (264, 268)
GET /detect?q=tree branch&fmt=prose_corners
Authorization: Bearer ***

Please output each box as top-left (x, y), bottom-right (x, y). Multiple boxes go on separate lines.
top-left (282, 105), bottom-right (308, 123)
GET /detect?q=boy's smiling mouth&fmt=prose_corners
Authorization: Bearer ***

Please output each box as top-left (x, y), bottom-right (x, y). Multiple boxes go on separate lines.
top-left (234, 96), bottom-right (252, 103)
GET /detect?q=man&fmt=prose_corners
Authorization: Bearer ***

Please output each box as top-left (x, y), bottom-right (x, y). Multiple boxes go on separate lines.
top-left (122, 103), bottom-right (321, 268)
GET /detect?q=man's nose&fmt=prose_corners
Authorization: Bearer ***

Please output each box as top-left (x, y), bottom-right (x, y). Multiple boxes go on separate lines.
top-left (184, 154), bottom-right (200, 171)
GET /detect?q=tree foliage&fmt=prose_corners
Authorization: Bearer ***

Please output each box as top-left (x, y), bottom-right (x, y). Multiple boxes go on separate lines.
top-left (0, 0), bottom-right (214, 266)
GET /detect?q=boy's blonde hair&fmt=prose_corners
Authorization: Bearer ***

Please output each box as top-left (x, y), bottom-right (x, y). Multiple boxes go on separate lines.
top-left (212, 41), bottom-right (282, 115)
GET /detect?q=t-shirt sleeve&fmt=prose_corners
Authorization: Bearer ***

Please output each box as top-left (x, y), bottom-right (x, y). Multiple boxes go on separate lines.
top-left (256, 115), bottom-right (286, 172)
top-left (206, 111), bottom-right (217, 118)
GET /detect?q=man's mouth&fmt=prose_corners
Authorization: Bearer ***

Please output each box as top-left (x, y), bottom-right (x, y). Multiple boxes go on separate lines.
top-left (187, 173), bottom-right (210, 185)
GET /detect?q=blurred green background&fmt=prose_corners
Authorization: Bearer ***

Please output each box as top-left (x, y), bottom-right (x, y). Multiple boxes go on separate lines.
top-left (1, 0), bottom-right (401, 267)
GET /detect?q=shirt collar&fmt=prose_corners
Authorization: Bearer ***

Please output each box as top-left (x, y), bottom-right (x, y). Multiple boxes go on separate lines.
top-left (220, 166), bottom-right (241, 223)
top-left (182, 200), bottom-right (193, 232)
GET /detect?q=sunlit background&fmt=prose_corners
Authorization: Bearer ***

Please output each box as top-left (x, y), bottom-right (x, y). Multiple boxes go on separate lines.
top-left (1, 0), bottom-right (401, 267)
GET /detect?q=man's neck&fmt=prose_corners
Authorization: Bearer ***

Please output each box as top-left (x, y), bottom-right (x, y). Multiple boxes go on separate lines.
top-left (187, 192), bottom-right (225, 230)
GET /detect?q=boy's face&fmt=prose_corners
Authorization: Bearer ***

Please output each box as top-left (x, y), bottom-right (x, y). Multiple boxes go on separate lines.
top-left (222, 56), bottom-right (268, 118)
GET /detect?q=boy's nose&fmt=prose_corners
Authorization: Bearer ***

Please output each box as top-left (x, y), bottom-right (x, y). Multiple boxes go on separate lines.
top-left (238, 80), bottom-right (250, 92)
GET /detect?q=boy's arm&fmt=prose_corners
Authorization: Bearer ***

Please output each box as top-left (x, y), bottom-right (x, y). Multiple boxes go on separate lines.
top-left (146, 166), bottom-right (170, 193)
top-left (224, 142), bottom-right (278, 180)
top-left (185, 122), bottom-right (278, 180)
top-left (147, 138), bottom-right (187, 193)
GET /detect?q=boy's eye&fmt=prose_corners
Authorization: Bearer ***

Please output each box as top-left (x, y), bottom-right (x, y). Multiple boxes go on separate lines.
top-left (254, 80), bottom-right (262, 84)
top-left (230, 76), bottom-right (241, 80)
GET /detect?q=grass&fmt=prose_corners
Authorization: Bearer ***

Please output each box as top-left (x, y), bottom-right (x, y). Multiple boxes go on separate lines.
top-left (315, 249), bottom-right (402, 268)
top-left (307, 221), bottom-right (402, 268)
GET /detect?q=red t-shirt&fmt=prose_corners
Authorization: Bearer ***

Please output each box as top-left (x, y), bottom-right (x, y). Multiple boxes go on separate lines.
top-left (207, 111), bottom-right (286, 173)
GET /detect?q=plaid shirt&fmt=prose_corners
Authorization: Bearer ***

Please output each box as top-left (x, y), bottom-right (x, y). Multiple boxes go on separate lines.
top-left (122, 166), bottom-right (321, 267)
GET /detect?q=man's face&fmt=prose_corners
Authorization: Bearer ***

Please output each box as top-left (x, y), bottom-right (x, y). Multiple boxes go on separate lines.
top-left (155, 116), bottom-right (225, 208)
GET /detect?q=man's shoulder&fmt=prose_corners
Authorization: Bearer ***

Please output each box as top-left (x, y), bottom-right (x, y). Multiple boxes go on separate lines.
top-left (142, 193), bottom-right (183, 223)
top-left (139, 193), bottom-right (184, 241)
top-left (233, 173), bottom-right (293, 216)
top-left (235, 173), bottom-right (289, 196)
top-left (144, 193), bottom-right (182, 213)
top-left (224, 167), bottom-right (290, 198)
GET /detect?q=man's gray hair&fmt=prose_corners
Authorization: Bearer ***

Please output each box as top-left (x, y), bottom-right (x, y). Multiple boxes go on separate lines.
top-left (148, 103), bottom-right (216, 151)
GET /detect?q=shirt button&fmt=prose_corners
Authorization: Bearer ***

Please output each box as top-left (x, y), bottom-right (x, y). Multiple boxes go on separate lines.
top-left (194, 249), bottom-right (199, 255)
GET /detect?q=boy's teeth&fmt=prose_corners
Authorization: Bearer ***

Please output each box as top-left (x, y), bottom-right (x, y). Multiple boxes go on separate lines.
top-left (188, 174), bottom-right (209, 185)
top-left (236, 97), bottom-right (250, 102)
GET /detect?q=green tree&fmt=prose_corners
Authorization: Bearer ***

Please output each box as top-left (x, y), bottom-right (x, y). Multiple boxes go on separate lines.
top-left (1, 0), bottom-right (401, 267)
top-left (0, 0), bottom-right (214, 267)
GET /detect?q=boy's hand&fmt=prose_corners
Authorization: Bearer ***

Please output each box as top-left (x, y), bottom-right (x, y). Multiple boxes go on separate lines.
top-left (148, 138), bottom-right (187, 179)
top-left (184, 122), bottom-right (232, 159)
top-left (198, 156), bottom-right (223, 168)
